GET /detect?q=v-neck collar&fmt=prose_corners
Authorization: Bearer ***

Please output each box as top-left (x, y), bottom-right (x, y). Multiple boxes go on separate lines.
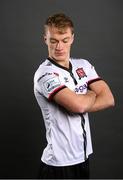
top-left (47, 57), bottom-right (77, 85)
top-left (47, 57), bottom-right (72, 73)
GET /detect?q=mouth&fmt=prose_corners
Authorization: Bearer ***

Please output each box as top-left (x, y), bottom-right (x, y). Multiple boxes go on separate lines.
top-left (55, 52), bottom-right (65, 56)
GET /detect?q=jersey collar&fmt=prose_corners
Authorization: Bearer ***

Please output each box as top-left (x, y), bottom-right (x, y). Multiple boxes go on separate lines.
top-left (47, 57), bottom-right (72, 73)
top-left (47, 57), bottom-right (77, 85)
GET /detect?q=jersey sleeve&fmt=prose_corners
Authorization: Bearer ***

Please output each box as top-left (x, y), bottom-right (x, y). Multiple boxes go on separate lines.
top-left (35, 68), bottom-right (66, 101)
top-left (84, 60), bottom-right (102, 87)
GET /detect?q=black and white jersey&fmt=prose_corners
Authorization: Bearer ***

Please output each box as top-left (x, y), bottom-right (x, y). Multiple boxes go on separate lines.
top-left (34, 57), bottom-right (101, 166)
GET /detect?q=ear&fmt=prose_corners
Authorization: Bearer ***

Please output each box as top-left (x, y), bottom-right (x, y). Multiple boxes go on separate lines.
top-left (44, 35), bottom-right (47, 45)
top-left (71, 34), bottom-right (74, 44)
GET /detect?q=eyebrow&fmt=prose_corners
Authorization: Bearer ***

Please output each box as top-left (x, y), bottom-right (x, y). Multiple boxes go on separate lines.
top-left (50, 37), bottom-right (70, 41)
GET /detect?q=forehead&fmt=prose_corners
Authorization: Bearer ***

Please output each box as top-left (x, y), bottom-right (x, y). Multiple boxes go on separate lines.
top-left (46, 26), bottom-right (72, 38)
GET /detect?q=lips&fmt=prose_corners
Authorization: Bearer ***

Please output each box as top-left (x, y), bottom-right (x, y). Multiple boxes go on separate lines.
top-left (55, 52), bottom-right (64, 56)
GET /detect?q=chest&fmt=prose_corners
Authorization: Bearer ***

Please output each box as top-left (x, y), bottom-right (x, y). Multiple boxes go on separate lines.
top-left (61, 66), bottom-right (88, 94)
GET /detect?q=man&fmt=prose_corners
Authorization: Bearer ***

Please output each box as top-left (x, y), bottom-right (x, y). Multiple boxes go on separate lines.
top-left (34, 13), bottom-right (115, 179)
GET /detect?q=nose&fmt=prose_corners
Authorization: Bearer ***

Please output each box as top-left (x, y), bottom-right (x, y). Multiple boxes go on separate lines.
top-left (55, 42), bottom-right (63, 51)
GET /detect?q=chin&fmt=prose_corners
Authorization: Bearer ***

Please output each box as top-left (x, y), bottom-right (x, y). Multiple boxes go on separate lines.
top-left (54, 55), bottom-right (66, 61)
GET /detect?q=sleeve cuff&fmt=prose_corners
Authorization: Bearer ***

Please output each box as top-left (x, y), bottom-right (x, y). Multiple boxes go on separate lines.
top-left (88, 77), bottom-right (102, 89)
top-left (48, 85), bottom-right (67, 101)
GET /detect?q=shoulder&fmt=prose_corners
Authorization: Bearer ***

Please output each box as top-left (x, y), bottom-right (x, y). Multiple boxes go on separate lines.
top-left (34, 59), bottom-right (51, 82)
top-left (34, 59), bottom-right (62, 83)
top-left (70, 57), bottom-right (92, 67)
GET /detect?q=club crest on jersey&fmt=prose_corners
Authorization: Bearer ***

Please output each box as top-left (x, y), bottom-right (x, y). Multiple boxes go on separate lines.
top-left (76, 68), bottom-right (87, 79)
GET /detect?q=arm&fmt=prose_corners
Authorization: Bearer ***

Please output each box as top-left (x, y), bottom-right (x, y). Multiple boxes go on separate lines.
top-left (88, 80), bottom-right (115, 112)
top-left (53, 87), bottom-right (96, 113)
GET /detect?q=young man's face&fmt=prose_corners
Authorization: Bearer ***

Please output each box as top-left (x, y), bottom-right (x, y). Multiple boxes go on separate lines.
top-left (44, 26), bottom-right (74, 62)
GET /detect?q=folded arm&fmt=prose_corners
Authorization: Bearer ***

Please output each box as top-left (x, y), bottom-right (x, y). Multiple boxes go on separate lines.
top-left (53, 80), bottom-right (115, 113)
top-left (53, 87), bottom-right (96, 113)
top-left (88, 80), bottom-right (115, 112)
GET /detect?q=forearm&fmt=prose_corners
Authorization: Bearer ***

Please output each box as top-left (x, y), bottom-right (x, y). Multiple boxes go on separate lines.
top-left (78, 90), bottom-right (96, 113)
top-left (53, 88), bottom-right (96, 113)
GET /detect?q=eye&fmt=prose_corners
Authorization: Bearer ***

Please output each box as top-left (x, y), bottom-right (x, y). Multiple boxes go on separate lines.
top-left (63, 40), bottom-right (68, 43)
top-left (50, 39), bottom-right (57, 44)
top-left (63, 38), bottom-right (69, 43)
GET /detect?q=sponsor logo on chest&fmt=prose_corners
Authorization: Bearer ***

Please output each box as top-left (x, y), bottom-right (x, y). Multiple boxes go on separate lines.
top-left (75, 83), bottom-right (87, 93)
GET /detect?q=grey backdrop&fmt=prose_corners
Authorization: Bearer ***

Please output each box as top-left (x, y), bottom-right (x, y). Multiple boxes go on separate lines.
top-left (0, 0), bottom-right (123, 178)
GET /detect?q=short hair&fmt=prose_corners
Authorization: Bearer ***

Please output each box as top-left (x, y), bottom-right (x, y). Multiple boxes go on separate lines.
top-left (44, 13), bottom-right (74, 34)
